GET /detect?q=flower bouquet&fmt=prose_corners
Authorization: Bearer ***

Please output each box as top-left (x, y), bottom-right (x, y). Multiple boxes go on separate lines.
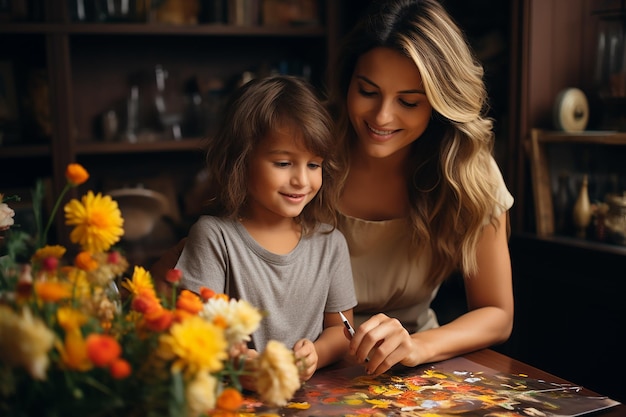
top-left (0, 164), bottom-right (300, 417)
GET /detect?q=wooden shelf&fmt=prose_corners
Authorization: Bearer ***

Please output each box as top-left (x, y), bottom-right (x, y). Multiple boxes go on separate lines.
top-left (75, 138), bottom-right (206, 155)
top-left (529, 130), bottom-right (626, 145)
top-left (0, 23), bottom-right (326, 37)
top-left (526, 129), bottom-right (626, 236)
top-left (514, 231), bottom-right (626, 257)
top-left (0, 144), bottom-right (51, 158)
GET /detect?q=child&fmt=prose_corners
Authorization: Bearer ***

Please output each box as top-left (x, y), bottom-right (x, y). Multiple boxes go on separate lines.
top-left (174, 75), bottom-right (357, 382)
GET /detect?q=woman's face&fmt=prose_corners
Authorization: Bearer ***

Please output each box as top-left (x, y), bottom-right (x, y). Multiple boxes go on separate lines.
top-left (347, 47), bottom-right (433, 160)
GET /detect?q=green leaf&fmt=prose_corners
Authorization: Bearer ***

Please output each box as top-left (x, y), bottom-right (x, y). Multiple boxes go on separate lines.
top-left (168, 371), bottom-right (186, 417)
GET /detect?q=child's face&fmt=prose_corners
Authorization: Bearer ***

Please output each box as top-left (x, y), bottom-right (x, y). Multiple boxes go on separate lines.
top-left (245, 123), bottom-right (323, 223)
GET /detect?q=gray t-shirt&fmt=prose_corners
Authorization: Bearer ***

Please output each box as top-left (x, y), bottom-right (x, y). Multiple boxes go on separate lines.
top-left (176, 216), bottom-right (357, 351)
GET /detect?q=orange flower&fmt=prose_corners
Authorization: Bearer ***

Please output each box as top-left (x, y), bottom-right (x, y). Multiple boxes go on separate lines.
top-left (173, 308), bottom-right (195, 323)
top-left (143, 308), bottom-right (174, 332)
top-left (86, 334), bottom-right (121, 367)
top-left (35, 281), bottom-right (72, 302)
top-left (109, 358), bottom-right (131, 379)
top-left (215, 293), bottom-right (230, 301)
top-left (131, 289), bottom-right (162, 315)
top-left (176, 289), bottom-right (203, 314)
top-left (199, 286), bottom-right (216, 302)
top-left (74, 251), bottom-right (98, 271)
top-left (32, 245), bottom-right (66, 262)
top-left (215, 388), bottom-right (244, 416)
top-left (65, 163), bottom-right (89, 186)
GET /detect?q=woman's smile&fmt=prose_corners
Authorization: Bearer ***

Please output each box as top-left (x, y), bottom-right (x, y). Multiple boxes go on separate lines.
top-left (365, 121), bottom-right (399, 139)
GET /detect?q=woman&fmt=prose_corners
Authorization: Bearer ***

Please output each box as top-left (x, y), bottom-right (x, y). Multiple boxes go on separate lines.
top-left (327, 0), bottom-right (514, 376)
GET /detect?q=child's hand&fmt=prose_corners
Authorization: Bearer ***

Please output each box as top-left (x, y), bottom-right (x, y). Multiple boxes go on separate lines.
top-left (229, 342), bottom-right (251, 359)
top-left (293, 338), bottom-right (317, 381)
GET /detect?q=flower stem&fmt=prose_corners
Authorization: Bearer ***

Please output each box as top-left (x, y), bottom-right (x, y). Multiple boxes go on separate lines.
top-left (170, 282), bottom-right (179, 309)
top-left (40, 183), bottom-right (71, 248)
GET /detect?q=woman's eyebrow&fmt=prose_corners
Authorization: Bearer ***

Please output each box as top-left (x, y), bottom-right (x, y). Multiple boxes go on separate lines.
top-left (355, 75), bottom-right (426, 95)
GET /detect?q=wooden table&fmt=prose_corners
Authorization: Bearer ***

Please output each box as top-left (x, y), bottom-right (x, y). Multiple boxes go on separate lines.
top-left (243, 348), bottom-right (624, 416)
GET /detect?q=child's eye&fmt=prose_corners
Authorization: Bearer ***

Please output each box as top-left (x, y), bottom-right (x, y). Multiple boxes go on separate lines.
top-left (308, 162), bottom-right (322, 169)
top-left (274, 161), bottom-right (291, 167)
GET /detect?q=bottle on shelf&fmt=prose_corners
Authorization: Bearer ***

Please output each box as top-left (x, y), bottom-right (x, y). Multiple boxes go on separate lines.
top-left (124, 86), bottom-right (140, 143)
top-left (153, 65), bottom-right (183, 141)
top-left (572, 174), bottom-right (592, 238)
top-left (554, 171), bottom-right (573, 235)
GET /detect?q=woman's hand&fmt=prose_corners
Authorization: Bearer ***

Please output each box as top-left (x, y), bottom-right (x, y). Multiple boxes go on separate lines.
top-left (349, 313), bottom-right (418, 376)
top-left (293, 338), bottom-right (318, 381)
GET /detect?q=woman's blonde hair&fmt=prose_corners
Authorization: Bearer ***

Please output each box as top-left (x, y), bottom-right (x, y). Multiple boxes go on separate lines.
top-left (327, 0), bottom-right (508, 286)
top-left (204, 75), bottom-right (340, 234)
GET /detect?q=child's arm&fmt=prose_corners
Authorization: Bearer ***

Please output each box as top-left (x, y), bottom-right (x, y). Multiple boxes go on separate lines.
top-left (293, 309), bottom-right (353, 381)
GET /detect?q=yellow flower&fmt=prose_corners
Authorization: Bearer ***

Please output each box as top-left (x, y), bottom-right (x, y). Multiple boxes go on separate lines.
top-left (122, 266), bottom-right (156, 298)
top-left (64, 191), bottom-right (124, 253)
top-left (0, 305), bottom-right (56, 380)
top-left (186, 370), bottom-right (218, 417)
top-left (57, 306), bottom-right (88, 331)
top-left (158, 315), bottom-right (228, 376)
top-left (256, 340), bottom-right (301, 407)
top-left (65, 267), bottom-right (91, 299)
top-left (65, 163), bottom-right (89, 186)
top-left (57, 307), bottom-right (91, 371)
top-left (58, 328), bottom-right (92, 371)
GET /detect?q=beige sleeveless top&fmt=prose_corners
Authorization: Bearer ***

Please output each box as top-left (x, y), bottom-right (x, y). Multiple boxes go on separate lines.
top-left (338, 157), bottom-right (514, 334)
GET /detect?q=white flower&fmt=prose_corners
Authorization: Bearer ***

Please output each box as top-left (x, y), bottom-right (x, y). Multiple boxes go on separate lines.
top-left (0, 305), bottom-right (56, 380)
top-left (201, 297), bottom-right (262, 347)
top-left (255, 340), bottom-right (301, 407)
top-left (0, 201), bottom-right (15, 231)
top-left (186, 370), bottom-right (218, 417)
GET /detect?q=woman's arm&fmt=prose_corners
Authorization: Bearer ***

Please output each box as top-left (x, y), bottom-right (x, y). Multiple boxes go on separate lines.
top-left (349, 211), bottom-right (514, 375)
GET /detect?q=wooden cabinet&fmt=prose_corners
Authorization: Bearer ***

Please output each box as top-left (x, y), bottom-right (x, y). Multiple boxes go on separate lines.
top-left (0, 1), bottom-right (341, 265)
top-left (503, 232), bottom-right (626, 403)
top-left (527, 128), bottom-right (626, 237)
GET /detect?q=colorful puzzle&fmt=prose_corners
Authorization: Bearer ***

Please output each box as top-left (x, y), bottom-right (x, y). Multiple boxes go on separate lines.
top-left (241, 356), bottom-right (620, 416)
